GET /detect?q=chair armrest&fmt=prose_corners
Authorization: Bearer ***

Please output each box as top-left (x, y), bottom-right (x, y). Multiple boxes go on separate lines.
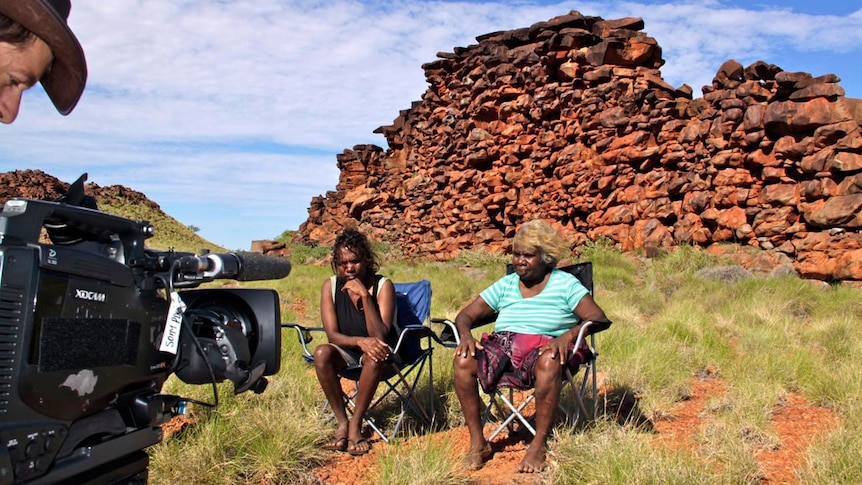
top-left (281, 323), bottom-right (324, 359)
top-left (430, 318), bottom-right (460, 346)
top-left (391, 325), bottom-right (430, 355)
top-left (391, 324), bottom-right (464, 354)
top-left (571, 319), bottom-right (612, 353)
top-left (585, 318), bottom-right (612, 335)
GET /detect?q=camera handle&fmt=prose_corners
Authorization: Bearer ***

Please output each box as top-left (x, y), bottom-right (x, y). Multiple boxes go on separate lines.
top-left (0, 198), bottom-right (153, 264)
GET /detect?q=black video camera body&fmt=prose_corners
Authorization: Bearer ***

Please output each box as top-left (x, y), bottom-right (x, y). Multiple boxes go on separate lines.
top-left (0, 190), bottom-right (286, 484)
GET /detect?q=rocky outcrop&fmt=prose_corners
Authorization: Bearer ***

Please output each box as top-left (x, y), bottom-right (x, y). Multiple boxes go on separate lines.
top-left (0, 169), bottom-right (161, 210)
top-left (250, 239), bottom-right (291, 258)
top-left (298, 10), bottom-right (862, 281)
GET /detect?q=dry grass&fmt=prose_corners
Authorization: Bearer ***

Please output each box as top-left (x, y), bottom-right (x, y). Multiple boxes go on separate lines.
top-left (147, 239), bottom-right (862, 484)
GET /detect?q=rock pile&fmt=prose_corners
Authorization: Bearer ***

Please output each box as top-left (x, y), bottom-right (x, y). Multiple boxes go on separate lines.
top-left (0, 170), bottom-right (160, 210)
top-left (301, 11), bottom-right (862, 281)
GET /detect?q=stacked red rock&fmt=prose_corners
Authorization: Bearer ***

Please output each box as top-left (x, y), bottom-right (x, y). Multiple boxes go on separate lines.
top-left (299, 11), bottom-right (862, 281)
top-left (250, 239), bottom-right (291, 258)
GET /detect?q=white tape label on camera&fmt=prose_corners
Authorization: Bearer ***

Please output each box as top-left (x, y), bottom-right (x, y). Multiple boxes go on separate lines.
top-left (159, 292), bottom-right (187, 354)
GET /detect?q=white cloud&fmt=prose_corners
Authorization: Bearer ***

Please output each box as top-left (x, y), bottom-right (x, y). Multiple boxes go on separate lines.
top-left (2, 0), bottom-right (861, 250)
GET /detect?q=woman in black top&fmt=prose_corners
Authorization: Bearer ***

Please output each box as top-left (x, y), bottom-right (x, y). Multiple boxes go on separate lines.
top-left (314, 229), bottom-right (396, 456)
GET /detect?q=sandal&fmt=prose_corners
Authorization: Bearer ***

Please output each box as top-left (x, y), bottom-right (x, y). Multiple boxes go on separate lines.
top-left (322, 437), bottom-right (348, 452)
top-left (347, 439), bottom-right (370, 456)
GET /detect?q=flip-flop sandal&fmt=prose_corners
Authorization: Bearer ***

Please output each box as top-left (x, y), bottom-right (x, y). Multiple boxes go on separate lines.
top-left (347, 439), bottom-right (370, 456)
top-left (322, 437), bottom-right (348, 452)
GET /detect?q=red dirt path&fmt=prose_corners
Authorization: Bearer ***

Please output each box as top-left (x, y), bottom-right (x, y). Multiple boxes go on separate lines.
top-left (313, 425), bottom-right (544, 485)
top-left (309, 376), bottom-right (840, 485)
top-left (159, 375), bottom-right (839, 484)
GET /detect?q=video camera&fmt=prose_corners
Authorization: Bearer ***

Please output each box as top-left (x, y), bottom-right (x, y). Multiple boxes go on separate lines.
top-left (0, 175), bottom-right (290, 484)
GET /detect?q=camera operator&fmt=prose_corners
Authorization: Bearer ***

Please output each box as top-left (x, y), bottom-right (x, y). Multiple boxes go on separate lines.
top-left (0, 0), bottom-right (86, 124)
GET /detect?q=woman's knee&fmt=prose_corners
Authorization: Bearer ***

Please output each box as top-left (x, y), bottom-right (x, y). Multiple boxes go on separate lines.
top-left (313, 345), bottom-right (338, 368)
top-left (361, 356), bottom-right (386, 372)
top-left (534, 353), bottom-right (563, 379)
top-left (453, 355), bottom-right (478, 381)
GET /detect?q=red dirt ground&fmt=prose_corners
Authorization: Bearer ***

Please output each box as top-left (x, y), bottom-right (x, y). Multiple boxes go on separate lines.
top-left (312, 425), bottom-right (544, 485)
top-left (652, 377), bottom-right (840, 484)
top-left (159, 374), bottom-right (839, 484)
top-left (308, 376), bottom-right (840, 485)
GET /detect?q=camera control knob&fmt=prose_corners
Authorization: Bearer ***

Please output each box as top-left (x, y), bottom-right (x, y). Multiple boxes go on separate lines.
top-left (24, 439), bottom-right (41, 459)
top-left (35, 455), bottom-right (52, 472)
top-left (14, 460), bottom-right (34, 481)
top-left (44, 434), bottom-right (59, 453)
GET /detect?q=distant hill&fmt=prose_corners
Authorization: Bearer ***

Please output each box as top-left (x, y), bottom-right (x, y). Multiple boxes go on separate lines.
top-left (0, 169), bottom-right (225, 254)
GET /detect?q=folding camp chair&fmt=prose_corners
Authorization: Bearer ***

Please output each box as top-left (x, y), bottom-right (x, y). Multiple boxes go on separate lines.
top-left (435, 262), bottom-right (610, 441)
top-left (283, 279), bottom-right (457, 442)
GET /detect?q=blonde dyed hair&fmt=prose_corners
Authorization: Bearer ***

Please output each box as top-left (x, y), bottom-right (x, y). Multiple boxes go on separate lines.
top-left (512, 219), bottom-right (569, 266)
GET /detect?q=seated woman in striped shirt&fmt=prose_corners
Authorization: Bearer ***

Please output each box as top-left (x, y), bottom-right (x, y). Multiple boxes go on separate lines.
top-left (452, 219), bottom-right (609, 473)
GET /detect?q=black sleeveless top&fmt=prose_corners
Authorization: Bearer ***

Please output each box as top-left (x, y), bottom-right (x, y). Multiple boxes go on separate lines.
top-left (333, 275), bottom-right (396, 346)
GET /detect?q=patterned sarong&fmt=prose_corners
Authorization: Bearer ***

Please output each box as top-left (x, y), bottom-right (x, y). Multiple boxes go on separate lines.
top-left (476, 331), bottom-right (591, 393)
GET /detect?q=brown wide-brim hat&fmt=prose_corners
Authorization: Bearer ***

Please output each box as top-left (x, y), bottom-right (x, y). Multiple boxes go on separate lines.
top-left (0, 0), bottom-right (87, 115)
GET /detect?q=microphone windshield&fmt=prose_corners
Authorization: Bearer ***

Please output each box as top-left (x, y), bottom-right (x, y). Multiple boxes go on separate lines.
top-left (234, 251), bottom-right (292, 281)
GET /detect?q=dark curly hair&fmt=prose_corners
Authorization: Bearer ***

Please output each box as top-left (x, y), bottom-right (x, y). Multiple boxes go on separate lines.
top-left (331, 229), bottom-right (379, 275)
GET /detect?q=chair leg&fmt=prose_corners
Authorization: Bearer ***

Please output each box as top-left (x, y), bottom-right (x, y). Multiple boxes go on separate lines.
top-left (359, 352), bottom-right (434, 442)
top-left (566, 368), bottom-right (591, 426)
top-left (401, 356), bottom-right (434, 424)
top-left (427, 348), bottom-right (435, 422)
top-left (386, 364), bottom-right (431, 439)
top-left (590, 356), bottom-right (599, 421)
top-left (484, 363), bottom-right (597, 441)
top-left (480, 335), bottom-right (603, 440)
top-left (486, 390), bottom-right (536, 441)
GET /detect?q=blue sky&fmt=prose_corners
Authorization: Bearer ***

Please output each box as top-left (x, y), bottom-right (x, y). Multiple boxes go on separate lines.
top-left (2, 0), bottom-right (861, 251)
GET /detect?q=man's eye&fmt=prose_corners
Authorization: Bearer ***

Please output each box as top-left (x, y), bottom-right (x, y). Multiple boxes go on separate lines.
top-left (6, 78), bottom-right (26, 90)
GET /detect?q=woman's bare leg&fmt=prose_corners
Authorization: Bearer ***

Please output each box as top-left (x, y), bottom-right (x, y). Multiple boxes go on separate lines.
top-left (519, 353), bottom-right (562, 473)
top-left (314, 345), bottom-right (349, 446)
top-left (454, 354), bottom-right (490, 468)
top-left (347, 357), bottom-right (386, 453)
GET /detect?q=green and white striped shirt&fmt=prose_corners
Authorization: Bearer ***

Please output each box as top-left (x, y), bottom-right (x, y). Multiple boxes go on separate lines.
top-left (479, 268), bottom-right (589, 337)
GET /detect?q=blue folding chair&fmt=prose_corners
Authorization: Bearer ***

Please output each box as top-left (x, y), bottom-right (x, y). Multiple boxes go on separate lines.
top-left (283, 279), bottom-right (456, 442)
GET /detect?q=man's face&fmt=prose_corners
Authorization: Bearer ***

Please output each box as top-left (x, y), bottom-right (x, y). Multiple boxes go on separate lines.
top-left (0, 36), bottom-right (53, 124)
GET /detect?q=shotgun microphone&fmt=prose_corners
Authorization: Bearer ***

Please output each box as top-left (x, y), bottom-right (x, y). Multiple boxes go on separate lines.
top-left (178, 251), bottom-right (292, 281)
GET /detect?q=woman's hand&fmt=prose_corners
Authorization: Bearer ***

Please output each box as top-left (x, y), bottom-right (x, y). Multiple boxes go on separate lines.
top-left (537, 335), bottom-right (573, 365)
top-left (452, 296), bottom-right (493, 359)
top-left (342, 277), bottom-right (372, 312)
top-left (455, 333), bottom-right (483, 359)
top-left (357, 336), bottom-right (391, 363)
top-left (342, 277), bottom-right (370, 300)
